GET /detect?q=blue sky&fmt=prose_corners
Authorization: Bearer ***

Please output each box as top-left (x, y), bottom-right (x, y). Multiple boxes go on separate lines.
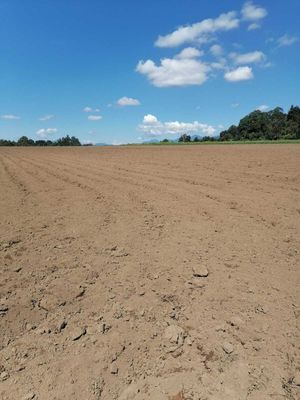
top-left (0, 0), bottom-right (299, 144)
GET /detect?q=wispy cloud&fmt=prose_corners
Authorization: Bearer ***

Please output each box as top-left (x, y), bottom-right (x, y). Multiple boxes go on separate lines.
top-left (256, 104), bottom-right (269, 111)
top-left (83, 106), bottom-right (100, 113)
top-left (224, 66), bottom-right (254, 82)
top-left (139, 114), bottom-right (216, 137)
top-left (88, 115), bottom-right (102, 121)
top-left (36, 128), bottom-right (57, 138)
top-left (0, 114), bottom-right (20, 120)
top-left (117, 97), bottom-right (141, 106)
top-left (230, 50), bottom-right (266, 64)
top-left (155, 11), bottom-right (239, 48)
top-left (277, 34), bottom-right (299, 47)
top-left (39, 114), bottom-right (54, 121)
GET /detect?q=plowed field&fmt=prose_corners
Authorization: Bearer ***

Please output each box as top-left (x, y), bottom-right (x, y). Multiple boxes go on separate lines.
top-left (0, 145), bottom-right (299, 399)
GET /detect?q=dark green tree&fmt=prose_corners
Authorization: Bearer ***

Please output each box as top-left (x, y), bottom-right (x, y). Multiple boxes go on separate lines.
top-left (178, 134), bottom-right (191, 142)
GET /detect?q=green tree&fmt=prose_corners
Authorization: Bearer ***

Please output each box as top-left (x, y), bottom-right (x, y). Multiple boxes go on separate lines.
top-left (178, 134), bottom-right (191, 142)
top-left (17, 136), bottom-right (34, 146)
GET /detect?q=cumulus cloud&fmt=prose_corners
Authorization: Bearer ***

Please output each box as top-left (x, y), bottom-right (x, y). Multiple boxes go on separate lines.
top-left (143, 114), bottom-right (158, 124)
top-left (155, 11), bottom-right (239, 48)
top-left (83, 106), bottom-right (100, 113)
top-left (230, 50), bottom-right (266, 64)
top-left (88, 115), bottom-right (102, 121)
top-left (139, 114), bottom-right (216, 137)
top-left (0, 114), bottom-right (20, 120)
top-left (224, 66), bottom-right (254, 82)
top-left (175, 47), bottom-right (203, 59)
top-left (242, 2), bottom-right (267, 21)
top-left (277, 34), bottom-right (299, 47)
top-left (136, 47), bottom-right (210, 87)
top-left (242, 1), bottom-right (267, 30)
top-left (210, 44), bottom-right (223, 57)
top-left (256, 104), bottom-right (269, 111)
top-left (39, 114), bottom-right (54, 121)
top-left (117, 97), bottom-right (141, 106)
top-left (36, 128), bottom-right (57, 138)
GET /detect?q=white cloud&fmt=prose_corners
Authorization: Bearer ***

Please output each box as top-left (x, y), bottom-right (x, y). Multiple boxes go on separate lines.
top-left (230, 50), bottom-right (266, 64)
top-left (117, 96), bottom-right (141, 106)
top-left (242, 1), bottom-right (267, 30)
top-left (210, 44), bottom-right (223, 57)
top-left (155, 11), bottom-right (239, 48)
top-left (39, 114), bottom-right (54, 121)
top-left (241, 2), bottom-right (267, 21)
top-left (88, 115), bottom-right (102, 121)
top-left (256, 104), bottom-right (269, 111)
top-left (83, 106), bottom-right (93, 112)
top-left (139, 114), bottom-right (216, 137)
top-left (224, 66), bottom-right (254, 82)
top-left (175, 47), bottom-right (203, 59)
top-left (248, 22), bottom-right (260, 30)
top-left (83, 106), bottom-right (100, 113)
top-left (211, 58), bottom-right (227, 70)
top-left (0, 114), bottom-right (20, 120)
top-left (277, 34), bottom-right (299, 47)
top-left (136, 48), bottom-right (210, 87)
top-left (36, 128), bottom-right (57, 138)
top-left (231, 103), bottom-right (240, 108)
top-left (143, 114), bottom-right (158, 124)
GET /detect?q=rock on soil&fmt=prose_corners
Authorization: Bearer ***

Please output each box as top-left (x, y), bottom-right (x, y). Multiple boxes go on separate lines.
top-left (192, 266), bottom-right (209, 278)
top-left (164, 325), bottom-right (185, 346)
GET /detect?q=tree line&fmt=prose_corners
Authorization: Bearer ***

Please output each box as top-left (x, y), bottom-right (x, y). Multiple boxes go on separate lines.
top-left (0, 135), bottom-right (81, 146)
top-left (219, 105), bottom-right (300, 141)
top-left (160, 105), bottom-right (300, 143)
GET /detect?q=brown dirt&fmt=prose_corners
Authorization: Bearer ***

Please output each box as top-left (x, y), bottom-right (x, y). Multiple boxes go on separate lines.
top-left (0, 145), bottom-right (299, 400)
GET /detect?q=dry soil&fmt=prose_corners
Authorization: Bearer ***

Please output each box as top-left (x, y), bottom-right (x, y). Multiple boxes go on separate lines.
top-left (0, 145), bottom-right (299, 400)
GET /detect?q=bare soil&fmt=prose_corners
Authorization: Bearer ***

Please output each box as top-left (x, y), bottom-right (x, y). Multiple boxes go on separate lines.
top-left (0, 145), bottom-right (299, 400)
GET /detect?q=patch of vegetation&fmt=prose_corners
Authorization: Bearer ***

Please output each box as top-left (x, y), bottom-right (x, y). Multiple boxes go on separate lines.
top-left (0, 135), bottom-right (81, 146)
top-left (219, 105), bottom-right (300, 141)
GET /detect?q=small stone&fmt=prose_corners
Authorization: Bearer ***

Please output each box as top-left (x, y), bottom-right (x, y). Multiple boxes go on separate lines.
top-left (14, 267), bottom-right (22, 272)
top-left (193, 266), bottom-right (209, 278)
top-left (186, 336), bottom-right (194, 346)
top-left (164, 325), bottom-right (185, 346)
top-left (293, 370), bottom-right (300, 386)
top-left (255, 305), bottom-right (268, 314)
top-left (22, 392), bottom-right (36, 400)
top-left (56, 319), bottom-right (67, 333)
top-left (100, 322), bottom-right (112, 334)
top-left (222, 342), bottom-right (234, 354)
top-left (26, 323), bottom-right (34, 331)
top-left (215, 324), bottom-right (226, 332)
top-left (110, 363), bottom-right (118, 374)
top-left (0, 305), bottom-right (9, 314)
top-left (138, 289), bottom-right (145, 296)
top-left (71, 327), bottom-right (86, 341)
top-left (0, 371), bottom-right (9, 381)
top-left (227, 316), bottom-right (244, 328)
top-left (75, 287), bottom-right (85, 298)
